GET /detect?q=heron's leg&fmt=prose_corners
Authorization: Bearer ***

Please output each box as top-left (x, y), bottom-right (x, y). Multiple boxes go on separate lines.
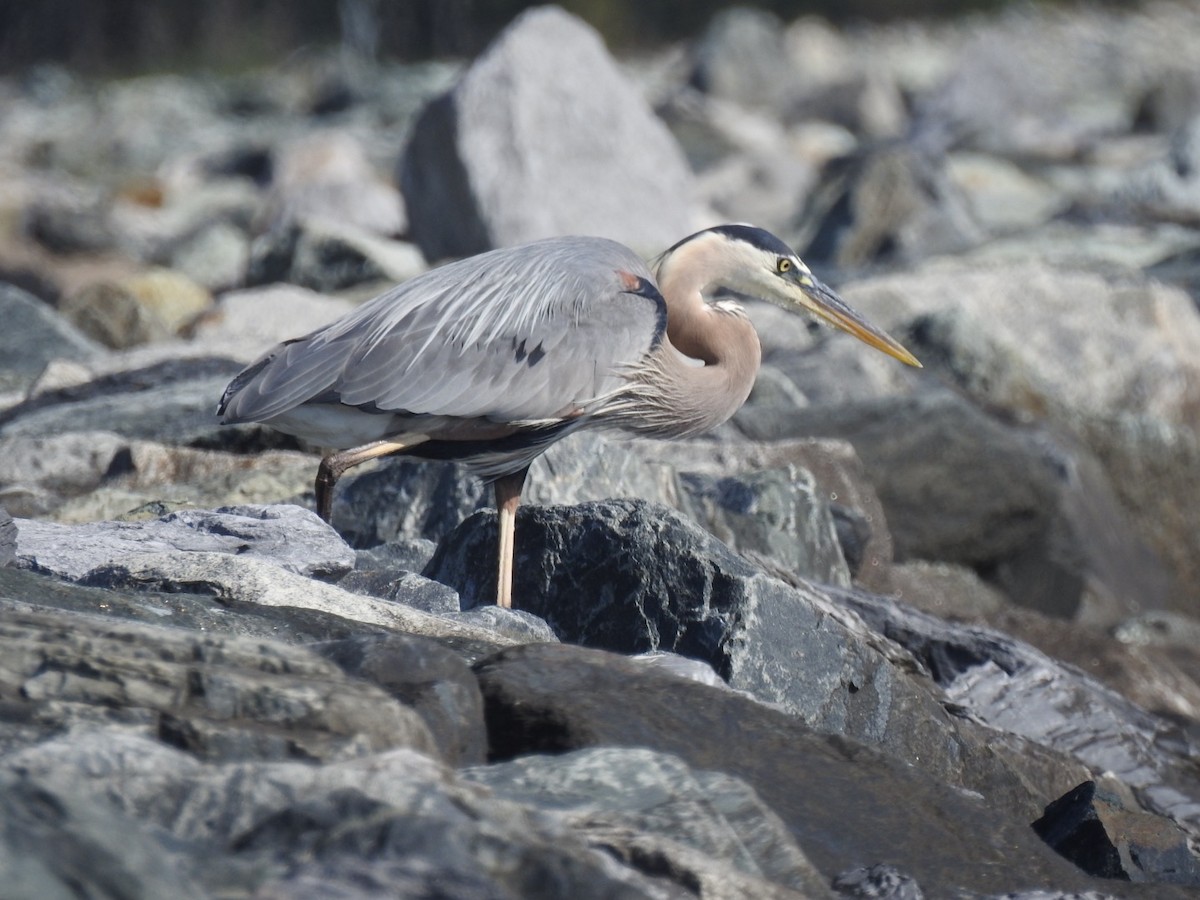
top-left (493, 467), bottom-right (529, 609)
top-left (315, 436), bottom-right (429, 522)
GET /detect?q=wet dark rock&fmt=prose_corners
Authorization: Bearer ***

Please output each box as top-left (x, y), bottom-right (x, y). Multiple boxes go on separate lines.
top-left (0, 284), bottom-right (104, 394)
top-left (1033, 781), bottom-right (1200, 885)
top-left (400, 6), bottom-right (695, 261)
top-left (472, 642), bottom-right (1101, 898)
top-left (16, 504), bottom-right (355, 581)
top-left (430, 498), bottom-right (988, 776)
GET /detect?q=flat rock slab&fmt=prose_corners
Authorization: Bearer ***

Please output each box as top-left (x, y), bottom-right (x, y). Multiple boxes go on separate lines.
top-left (16, 504), bottom-right (356, 580)
top-left (0, 604), bottom-right (438, 764)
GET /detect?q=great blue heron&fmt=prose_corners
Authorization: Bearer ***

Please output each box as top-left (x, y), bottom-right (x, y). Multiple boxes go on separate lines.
top-left (218, 224), bottom-right (919, 608)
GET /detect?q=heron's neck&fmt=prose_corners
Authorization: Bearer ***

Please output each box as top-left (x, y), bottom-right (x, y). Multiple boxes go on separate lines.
top-left (652, 255), bottom-right (762, 434)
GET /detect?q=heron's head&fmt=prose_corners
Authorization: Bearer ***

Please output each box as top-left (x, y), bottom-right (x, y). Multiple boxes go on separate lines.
top-left (664, 224), bottom-right (921, 368)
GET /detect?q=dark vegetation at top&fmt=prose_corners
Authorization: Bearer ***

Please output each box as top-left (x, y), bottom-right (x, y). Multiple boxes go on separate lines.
top-left (0, 0), bottom-right (1142, 76)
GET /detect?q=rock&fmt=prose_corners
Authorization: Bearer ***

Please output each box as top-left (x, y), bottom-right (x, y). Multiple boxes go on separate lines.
top-left (690, 7), bottom-right (796, 110)
top-left (846, 260), bottom-right (1200, 429)
top-left (0, 284), bottom-right (105, 394)
top-left (16, 504), bottom-right (355, 580)
top-left (632, 436), bottom-right (899, 594)
top-left (0, 508), bottom-right (14, 568)
top-left (247, 219), bottom-right (425, 293)
top-left (400, 6), bottom-right (696, 260)
top-left (463, 746), bottom-right (834, 899)
top-left (0, 770), bottom-right (207, 900)
top-left (0, 732), bottom-right (716, 899)
top-left (0, 356), bottom-right (252, 449)
top-left (288, 221), bottom-right (425, 292)
top-left (736, 389), bottom-right (1172, 623)
top-left (832, 864), bottom-right (924, 899)
top-left (332, 430), bottom-right (673, 549)
top-left (946, 152), bottom-right (1067, 233)
top-left (830, 585), bottom-right (1200, 836)
top-left (0, 604), bottom-right (438, 764)
top-left (59, 280), bottom-right (174, 348)
top-left (797, 141), bottom-right (983, 267)
top-left (22, 188), bottom-right (117, 254)
top-left (675, 465), bottom-right (850, 586)
top-left (315, 634), bottom-right (488, 767)
top-left (428, 497), bottom-right (995, 785)
top-left (268, 130), bottom-right (406, 236)
top-left (1033, 781), bottom-right (1200, 885)
top-left (0, 432), bottom-right (130, 516)
top-left (166, 220), bottom-right (250, 291)
top-left (187, 283), bottom-right (358, 363)
top-left (471, 643), bottom-right (1108, 898)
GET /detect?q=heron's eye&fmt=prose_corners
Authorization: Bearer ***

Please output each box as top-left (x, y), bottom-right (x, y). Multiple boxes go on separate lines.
top-left (777, 258), bottom-right (792, 274)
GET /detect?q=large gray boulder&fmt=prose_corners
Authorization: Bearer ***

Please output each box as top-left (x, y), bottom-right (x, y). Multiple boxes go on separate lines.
top-left (400, 6), bottom-right (697, 260)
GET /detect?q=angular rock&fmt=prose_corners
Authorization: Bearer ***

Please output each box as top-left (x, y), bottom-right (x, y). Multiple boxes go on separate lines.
top-left (428, 497), bottom-right (987, 780)
top-left (1033, 781), bottom-right (1200, 884)
top-left (471, 642), bottom-right (1108, 897)
top-left (400, 6), bottom-right (696, 260)
top-left (16, 504), bottom-right (356, 580)
top-left (675, 464), bottom-right (850, 586)
top-left (332, 430), bottom-right (673, 549)
top-left (831, 585), bottom-right (1200, 836)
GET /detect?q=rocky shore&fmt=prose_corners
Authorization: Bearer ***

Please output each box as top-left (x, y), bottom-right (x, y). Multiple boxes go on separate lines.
top-left (3, 3), bottom-right (1200, 897)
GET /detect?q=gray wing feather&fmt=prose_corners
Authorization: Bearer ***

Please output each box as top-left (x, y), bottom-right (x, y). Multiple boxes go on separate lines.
top-left (220, 236), bottom-right (664, 426)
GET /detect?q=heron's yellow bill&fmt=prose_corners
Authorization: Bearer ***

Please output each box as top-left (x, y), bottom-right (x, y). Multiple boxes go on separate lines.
top-left (797, 276), bottom-right (922, 368)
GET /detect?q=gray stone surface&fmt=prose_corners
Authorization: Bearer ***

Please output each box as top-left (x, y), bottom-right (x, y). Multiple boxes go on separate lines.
top-left (736, 390), bottom-right (1171, 623)
top-left (464, 746), bottom-right (834, 899)
top-left (472, 642), bottom-right (1140, 899)
top-left (427, 498), bottom-right (990, 783)
top-left (400, 6), bottom-right (697, 260)
top-left (0, 284), bottom-right (105, 393)
top-left (16, 504), bottom-right (356, 580)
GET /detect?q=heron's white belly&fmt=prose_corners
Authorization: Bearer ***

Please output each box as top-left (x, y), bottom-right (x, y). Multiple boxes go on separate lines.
top-left (266, 404), bottom-right (398, 449)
